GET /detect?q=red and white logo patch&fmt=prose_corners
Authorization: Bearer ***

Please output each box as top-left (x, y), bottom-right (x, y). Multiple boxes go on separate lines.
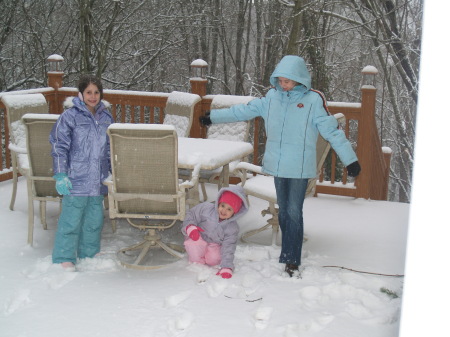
top-left (297, 103), bottom-right (304, 108)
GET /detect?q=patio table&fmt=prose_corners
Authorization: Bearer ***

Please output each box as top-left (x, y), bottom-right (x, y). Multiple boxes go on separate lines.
top-left (177, 137), bottom-right (253, 205)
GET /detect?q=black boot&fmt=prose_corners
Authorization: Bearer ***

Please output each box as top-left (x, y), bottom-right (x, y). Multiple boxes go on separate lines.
top-left (285, 263), bottom-right (299, 277)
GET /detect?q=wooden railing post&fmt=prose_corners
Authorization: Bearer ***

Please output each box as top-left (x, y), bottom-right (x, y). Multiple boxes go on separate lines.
top-left (189, 59), bottom-right (208, 138)
top-left (356, 66), bottom-right (378, 199)
top-left (47, 54), bottom-right (64, 115)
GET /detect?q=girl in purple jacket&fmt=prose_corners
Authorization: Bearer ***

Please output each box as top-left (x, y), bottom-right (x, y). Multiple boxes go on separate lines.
top-left (181, 185), bottom-right (248, 279)
top-left (50, 75), bottom-right (114, 271)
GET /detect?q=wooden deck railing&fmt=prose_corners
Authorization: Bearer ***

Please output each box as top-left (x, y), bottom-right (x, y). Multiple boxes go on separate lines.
top-left (0, 65), bottom-right (391, 200)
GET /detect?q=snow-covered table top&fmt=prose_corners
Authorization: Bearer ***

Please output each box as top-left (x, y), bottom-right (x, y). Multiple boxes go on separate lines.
top-left (177, 137), bottom-right (253, 171)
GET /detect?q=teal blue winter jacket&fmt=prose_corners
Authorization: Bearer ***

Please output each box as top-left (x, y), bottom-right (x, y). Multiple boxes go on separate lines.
top-left (210, 55), bottom-right (357, 179)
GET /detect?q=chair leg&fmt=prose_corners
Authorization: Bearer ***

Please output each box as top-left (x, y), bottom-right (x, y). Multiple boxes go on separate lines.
top-left (241, 202), bottom-right (280, 246)
top-left (269, 214), bottom-right (280, 246)
top-left (200, 182), bottom-right (208, 201)
top-left (103, 193), bottom-right (116, 233)
top-left (186, 183), bottom-right (201, 206)
top-left (217, 164), bottom-right (230, 190)
top-left (40, 201), bottom-right (48, 230)
top-left (241, 222), bottom-right (273, 244)
top-left (266, 202), bottom-right (279, 246)
top-left (10, 155), bottom-right (19, 211)
top-left (27, 178), bottom-right (34, 246)
top-left (157, 240), bottom-right (185, 259)
top-left (141, 229), bottom-right (184, 259)
top-left (104, 194), bottom-right (109, 210)
top-left (128, 238), bottom-right (184, 267)
top-left (133, 241), bottom-right (153, 266)
top-left (240, 203), bottom-right (306, 245)
top-left (117, 229), bottom-right (184, 270)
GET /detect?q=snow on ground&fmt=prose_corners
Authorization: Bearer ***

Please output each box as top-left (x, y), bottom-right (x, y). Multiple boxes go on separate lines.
top-left (0, 178), bottom-right (409, 337)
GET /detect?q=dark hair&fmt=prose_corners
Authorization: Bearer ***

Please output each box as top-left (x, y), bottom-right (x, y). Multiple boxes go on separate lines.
top-left (78, 74), bottom-right (104, 99)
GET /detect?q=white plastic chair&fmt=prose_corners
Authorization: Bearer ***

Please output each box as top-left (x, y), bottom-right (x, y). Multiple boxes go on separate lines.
top-left (22, 113), bottom-right (61, 246)
top-left (163, 91), bottom-right (201, 137)
top-left (1, 93), bottom-right (49, 211)
top-left (198, 94), bottom-right (256, 200)
top-left (105, 123), bottom-right (199, 269)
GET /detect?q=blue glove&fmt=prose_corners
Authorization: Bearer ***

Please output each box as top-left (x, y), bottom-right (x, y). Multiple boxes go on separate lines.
top-left (53, 173), bottom-right (72, 195)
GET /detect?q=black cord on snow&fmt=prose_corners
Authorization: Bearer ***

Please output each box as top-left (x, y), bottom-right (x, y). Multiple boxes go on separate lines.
top-left (322, 265), bottom-right (404, 277)
top-left (224, 295), bottom-right (263, 302)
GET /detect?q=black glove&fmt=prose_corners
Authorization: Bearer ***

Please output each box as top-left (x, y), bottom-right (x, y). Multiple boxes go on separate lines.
top-left (346, 161), bottom-right (361, 177)
top-left (199, 111), bottom-right (212, 126)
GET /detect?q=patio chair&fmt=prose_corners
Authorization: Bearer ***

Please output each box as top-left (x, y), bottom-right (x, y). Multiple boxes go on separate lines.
top-left (105, 123), bottom-right (199, 269)
top-left (1, 93), bottom-right (49, 211)
top-left (22, 113), bottom-right (61, 246)
top-left (198, 94), bottom-right (256, 200)
top-left (163, 91), bottom-right (201, 137)
top-left (235, 113), bottom-right (346, 245)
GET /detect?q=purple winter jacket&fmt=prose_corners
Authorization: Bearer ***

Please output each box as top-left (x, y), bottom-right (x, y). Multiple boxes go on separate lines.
top-left (49, 97), bottom-right (114, 196)
top-left (181, 185), bottom-right (249, 270)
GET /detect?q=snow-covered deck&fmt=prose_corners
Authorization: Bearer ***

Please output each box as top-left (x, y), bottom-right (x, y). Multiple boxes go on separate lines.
top-left (0, 178), bottom-right (409, 337)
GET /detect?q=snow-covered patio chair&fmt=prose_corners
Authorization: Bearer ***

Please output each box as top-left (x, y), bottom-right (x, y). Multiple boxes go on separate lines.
top-left (163, 91), bottom-right (201, 137)
top-left (22, 113), bottom-right (62, 246)
top-left (105, 123), bottom-right (198, 269)
top-left (197, 94), bottom-right (256, 200)
top-left (235, 113), bottom-right (346, 245)
top-left (1, 93), bottom-right (49, 211)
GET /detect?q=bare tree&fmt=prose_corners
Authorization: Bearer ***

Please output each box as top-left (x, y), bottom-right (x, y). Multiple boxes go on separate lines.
top-left (0, 0), bottom-right (422, 201)
top-left (327, 0), bottom-right (421, 202)
top-left (280, 0), bottom-right (421, 201)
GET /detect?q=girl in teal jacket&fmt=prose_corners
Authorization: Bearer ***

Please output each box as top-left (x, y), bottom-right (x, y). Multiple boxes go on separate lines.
top-left (201, 55), bottom-right (361, 277)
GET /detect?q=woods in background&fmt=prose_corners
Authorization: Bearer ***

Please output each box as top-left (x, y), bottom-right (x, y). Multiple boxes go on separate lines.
top-left (0, 0), bottom-right (422, 202)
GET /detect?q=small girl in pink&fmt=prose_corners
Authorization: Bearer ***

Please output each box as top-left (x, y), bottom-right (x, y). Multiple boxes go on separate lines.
top-left (181, 185), bottom-right (248, 279)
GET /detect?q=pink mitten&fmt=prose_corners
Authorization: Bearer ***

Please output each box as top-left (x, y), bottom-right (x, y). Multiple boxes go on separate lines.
top-left (186, 225), bottom-right (204, 241)
top-left (216, 268), bottom-right (233, 279)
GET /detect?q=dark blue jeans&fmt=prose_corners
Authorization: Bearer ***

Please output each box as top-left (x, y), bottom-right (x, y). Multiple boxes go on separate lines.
top-left (274, 177), bottom-right (308, 266)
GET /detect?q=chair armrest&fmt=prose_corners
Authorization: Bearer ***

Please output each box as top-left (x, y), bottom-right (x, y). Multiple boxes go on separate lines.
top-left (234, 162), bottom-right (263, 174)
top-left (103, 173), bottom-right (113, 186)
top-left (8, 143), bottom-right (27, 154)
top-left (333, 112), bottom-right (345, 123)
top-left (233, 162), bottom-right (266, 186)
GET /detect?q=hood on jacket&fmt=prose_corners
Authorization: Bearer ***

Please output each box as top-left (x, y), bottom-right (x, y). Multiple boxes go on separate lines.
top-left (63, 96), bottom-right (110, 113)
top-left (215, 185), bottom-right (249, 220)
top-left (270, 55), bottom-right (311, 91)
